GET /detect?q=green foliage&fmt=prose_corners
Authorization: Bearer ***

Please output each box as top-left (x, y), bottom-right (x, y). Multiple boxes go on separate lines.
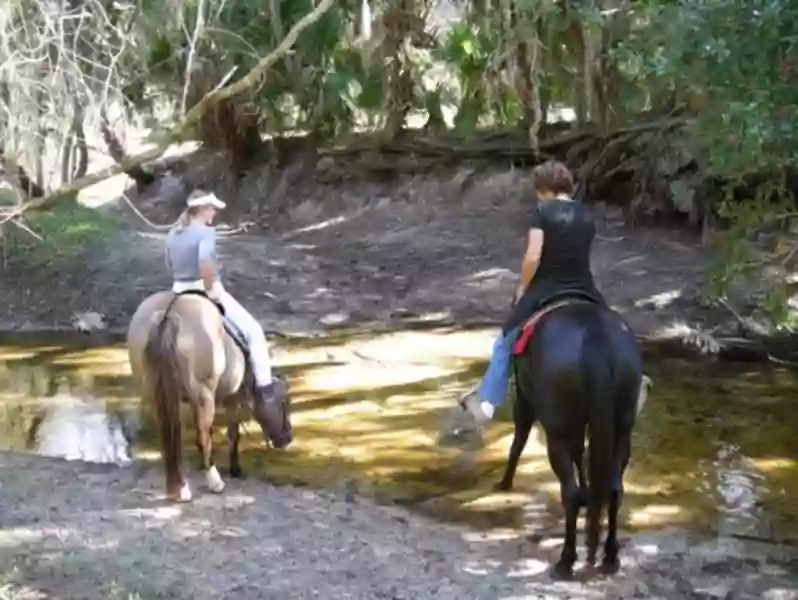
top-left (7, 204), bottom-right (121, 272)
top-left (434, 22), bottom-right (497, 130)
top-left (599, 0), bottom-right (795, 323)
top-left (6, 0), bottom-right (798, 322)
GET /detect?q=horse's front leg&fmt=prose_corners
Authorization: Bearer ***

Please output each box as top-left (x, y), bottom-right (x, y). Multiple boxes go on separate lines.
top-left (496, 393), bottom-right (536, 491)
top-left (225, 398), bottom-right (245, 479)
top-left (194, 390), bottom-right (225, 493)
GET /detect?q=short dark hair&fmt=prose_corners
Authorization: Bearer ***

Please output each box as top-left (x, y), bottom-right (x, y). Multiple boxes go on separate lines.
top-left (532, 161), bottom-right (575, 196)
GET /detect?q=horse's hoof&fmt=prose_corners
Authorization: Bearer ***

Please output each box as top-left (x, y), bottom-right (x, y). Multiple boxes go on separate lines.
top-left (601, 556), bottom-right (620, 575)
top-left (494, 479), bottom-right (513, 492)
top-left (167, 482), bottom-right (193, 503)
top-left (205, 466), bottom-right (226, 493)
top-left (552, 561), bottom-right (574, 580)
top-left (229, 466), bottom-right (246, 479)
top-left (586, 551), bottom-right (597, 567)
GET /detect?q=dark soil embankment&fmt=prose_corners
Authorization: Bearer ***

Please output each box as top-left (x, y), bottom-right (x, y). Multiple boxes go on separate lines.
top-left (0, 155), bottom-right (758, 358)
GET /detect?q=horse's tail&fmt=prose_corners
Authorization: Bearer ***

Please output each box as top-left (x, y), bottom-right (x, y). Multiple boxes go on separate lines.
top-left (144, 309), bottom-right (187, 489)
top-left (583, 330), bottom-right (615, 562)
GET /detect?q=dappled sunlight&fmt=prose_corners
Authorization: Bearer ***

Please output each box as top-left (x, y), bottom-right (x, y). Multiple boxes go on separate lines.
top-left (48, 347), bottom-right (130, 377)
top-left (295, 361), bottom-right (460, 394)
top-left (118, 506), bottom-right (185, 521)
top-left (0, 345), bottom-right (64, 361)
top-left (467, 267), bottom-right (516, 282)
top-left (754, 458), bottom-right (797, 474)
top-left (134, 448), bottom-right (165, 462)
top-left (283, 213), bottom-right (360, 237)
top-left (463, 267), bottom-right (516, 291)
top-left (652, 320), bottom-right (695, 338)
top-left (2, 333), bottom-right (798, 543)
top-left (0, 527), bottom-right (48, 549)
top-left (329, 327), bottom-right (497, 363)
top-left (627, 503), bottom-right (694, 529)
top-left (634, 288), bottom-right (683, 309)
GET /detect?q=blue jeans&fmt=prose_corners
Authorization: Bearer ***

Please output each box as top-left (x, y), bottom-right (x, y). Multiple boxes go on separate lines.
top-left (477, 327), bottom-right (521, 407)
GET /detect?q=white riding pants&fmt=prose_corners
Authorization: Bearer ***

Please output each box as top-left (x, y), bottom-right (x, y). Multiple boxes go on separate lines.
top-left (172, 280), bottom-right (273, 387)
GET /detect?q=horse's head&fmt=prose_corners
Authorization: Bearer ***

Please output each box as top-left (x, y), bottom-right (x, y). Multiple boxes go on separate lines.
top-left (253, 376), bottom-right (293, 449)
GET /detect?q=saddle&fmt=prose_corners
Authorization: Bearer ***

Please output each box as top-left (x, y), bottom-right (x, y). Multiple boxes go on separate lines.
top-left (171, 290), bottom-right (285, 398)
top-left (174, 290), bottom-right (250, 356)
top-left (511, 295), bottom-right (596, 356)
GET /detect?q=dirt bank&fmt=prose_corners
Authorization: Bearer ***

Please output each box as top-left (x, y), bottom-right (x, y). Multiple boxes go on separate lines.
top-left (1, 159), bottom-right (737, 348)
top-left (1, 451), bottom-right (796, 600)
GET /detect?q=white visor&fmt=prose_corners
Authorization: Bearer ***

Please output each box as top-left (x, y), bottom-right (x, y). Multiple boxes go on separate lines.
top-left (186, 191), bottom-right (226, 210)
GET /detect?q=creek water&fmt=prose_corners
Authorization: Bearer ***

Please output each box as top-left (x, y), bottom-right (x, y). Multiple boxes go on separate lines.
top-left (0, 328), bottom-right (796, 544)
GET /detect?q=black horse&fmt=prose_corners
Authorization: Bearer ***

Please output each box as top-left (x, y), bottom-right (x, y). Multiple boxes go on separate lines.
top-left (496, 301), bottom-right (643, 579)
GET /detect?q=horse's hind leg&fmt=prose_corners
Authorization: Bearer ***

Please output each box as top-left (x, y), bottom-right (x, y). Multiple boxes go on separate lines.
top-left (151, 390), bottom-right (190, 503)
top-left (193, 390), bottom-right (225, 493)
top-left (225, 400), bottom-right (245, 479)
top-left (496, 394), bottom-right (536, 491)
top-left (602, 432), bottom-right (631, 574)
top-left (546, 436), bottom-right (580, 579)
top-left (571, 435), bottom-right (588, 507)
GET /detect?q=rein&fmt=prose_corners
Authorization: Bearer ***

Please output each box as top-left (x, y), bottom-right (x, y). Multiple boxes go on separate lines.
top-left (156, 294), bottom-right (182, 333)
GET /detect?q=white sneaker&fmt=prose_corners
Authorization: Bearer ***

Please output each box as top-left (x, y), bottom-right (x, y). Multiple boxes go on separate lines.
top-left (458, 390), bottom-right (493, 425)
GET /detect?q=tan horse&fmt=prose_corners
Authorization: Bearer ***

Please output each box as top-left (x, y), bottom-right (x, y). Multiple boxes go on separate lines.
top-left (127, 291), bottom-right (291, 502)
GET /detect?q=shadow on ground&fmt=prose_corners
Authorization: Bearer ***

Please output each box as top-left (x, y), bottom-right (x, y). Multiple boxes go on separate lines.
top-left (1, 451), bottom-right (797, 600)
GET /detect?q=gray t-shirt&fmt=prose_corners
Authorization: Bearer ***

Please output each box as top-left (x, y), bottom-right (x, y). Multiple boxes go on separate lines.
top-left (165, 223), bottom-right (220, 282)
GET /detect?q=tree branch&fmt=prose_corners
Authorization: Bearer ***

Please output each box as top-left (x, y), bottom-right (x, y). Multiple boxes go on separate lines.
top-left (20, 0), bottom-right (336, 215)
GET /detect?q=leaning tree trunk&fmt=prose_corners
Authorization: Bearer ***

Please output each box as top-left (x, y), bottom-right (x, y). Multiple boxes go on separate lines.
top-left (61, 98), bottom-right (88, 184)
top-left (383, 0), bottom-right (420, 139)
top-left (512, 1), bottom-right (543, 150)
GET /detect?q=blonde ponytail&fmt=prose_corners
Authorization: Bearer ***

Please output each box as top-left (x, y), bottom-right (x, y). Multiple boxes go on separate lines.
top-left (172, 207), bottom-right (199, 232)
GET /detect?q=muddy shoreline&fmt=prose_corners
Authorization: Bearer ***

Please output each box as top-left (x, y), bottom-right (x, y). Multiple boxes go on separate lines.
top-left (0, 164), bottom-right (776, 360)
top-left (2, 451), bottom-right (797, 600)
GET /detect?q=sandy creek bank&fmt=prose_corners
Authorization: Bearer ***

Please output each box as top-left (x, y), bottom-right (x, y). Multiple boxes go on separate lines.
top-left (1, 450), bottom-right (797, 600)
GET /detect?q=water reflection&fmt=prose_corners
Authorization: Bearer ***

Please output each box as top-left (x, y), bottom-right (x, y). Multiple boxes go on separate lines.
top-left (0, 332), bottom-right (796, 542)
top-left (0, 346), bottom-right (138, 466)
top-left (712, 443), bottom-right (770, 539)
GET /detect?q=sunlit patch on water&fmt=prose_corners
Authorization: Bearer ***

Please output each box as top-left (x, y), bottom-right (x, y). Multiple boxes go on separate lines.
top-left (0, 329), bottom-right (797, 543)
top-left (0, 344), bottom-right (138, 466)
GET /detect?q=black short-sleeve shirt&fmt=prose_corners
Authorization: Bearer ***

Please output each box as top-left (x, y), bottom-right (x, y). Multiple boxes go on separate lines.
top-left (504, 198), bottom-right (604, 331)
top-left (527, 199), bottom-right (596, 286)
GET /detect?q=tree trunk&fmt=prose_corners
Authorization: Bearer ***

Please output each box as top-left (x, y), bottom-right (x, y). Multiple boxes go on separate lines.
top-left (359, 0), bottom-right (372, 41)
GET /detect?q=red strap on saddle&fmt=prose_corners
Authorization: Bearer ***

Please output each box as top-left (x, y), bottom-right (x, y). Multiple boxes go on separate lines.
top-left (511, 299), bottom-right (587, 356)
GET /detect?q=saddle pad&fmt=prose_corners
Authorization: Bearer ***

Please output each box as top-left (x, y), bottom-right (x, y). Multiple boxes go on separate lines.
top-left (222, 317), bottom-right (250, 355)
top-left (175, 289), bottom-right (226, 317)
top-left (511, 298), bottom-right (592, 356)
top-left (174, 290), bottom-right (248, 354)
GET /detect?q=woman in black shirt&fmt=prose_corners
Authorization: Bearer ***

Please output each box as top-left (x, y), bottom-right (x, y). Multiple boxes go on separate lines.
top-left (460, 161), bottom-right (605, 423)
